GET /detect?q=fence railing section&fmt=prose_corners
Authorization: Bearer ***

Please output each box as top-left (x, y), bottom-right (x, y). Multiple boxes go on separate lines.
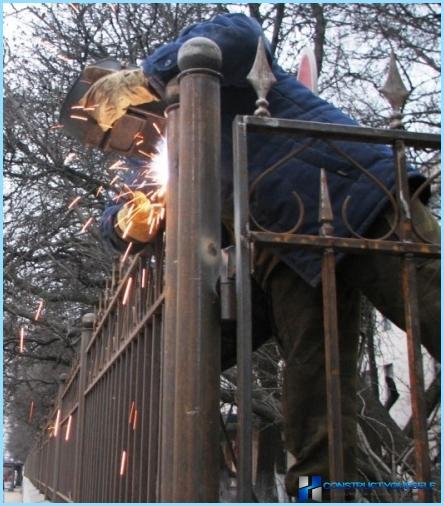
top-left (232, 46), bottom-right (440, 502)
top-left (24, 236), bottom-right (165, 503)
top-left (24, 38), bottom-right (440, 503)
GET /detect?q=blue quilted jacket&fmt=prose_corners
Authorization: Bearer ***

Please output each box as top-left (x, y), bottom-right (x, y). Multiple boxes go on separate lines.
top-left (101, 13), bottom-right (425, 286)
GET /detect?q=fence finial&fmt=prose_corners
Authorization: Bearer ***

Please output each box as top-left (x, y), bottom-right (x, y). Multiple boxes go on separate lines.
top-left (380, 52), bottom-right (409, 129)
top-left (177, 36), bottom-right (222, 72)
top-left (82, 312), bottom-right (95, 329)
top-left (247, 37), bottom-right (277, 117)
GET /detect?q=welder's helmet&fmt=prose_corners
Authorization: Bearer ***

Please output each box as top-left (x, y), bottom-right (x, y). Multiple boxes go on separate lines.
top-left (60, 59), bottom-right (166, 159)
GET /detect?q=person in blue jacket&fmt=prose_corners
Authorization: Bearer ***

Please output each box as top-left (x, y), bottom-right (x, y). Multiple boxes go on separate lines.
top-left (80, 13), bottom-right (440, 497)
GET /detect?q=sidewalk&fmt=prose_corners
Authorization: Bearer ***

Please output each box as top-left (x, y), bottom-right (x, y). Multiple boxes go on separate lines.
top-left (3, 487), bottom-right (22, 504)
top-left (3, 478), bottom-right (51, 503)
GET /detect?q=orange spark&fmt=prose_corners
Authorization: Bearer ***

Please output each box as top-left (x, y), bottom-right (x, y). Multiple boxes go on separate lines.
top-left (54, 409), bottom-right (61, 437)
top-left (128, 401), bottom-right (135, 424)
top-left (34, 299), bottom-right (44, 321)
top-left (121, 242), bottom-right (133, 263)
top-left (141, 268), bottom-right (147, 289)
top-left (65, 415), bottom-right (73, 442)
top-left (148, 218), bottom-right (156, 236)
top-left (108, 160), bottom-right (126, 171)
top-left (80, 217), bottom-right (94, 233)
top-left (137, 149), bottom-right (154, 159)
top-left (119, 450), bottom-right (127, 476)
top-left (95, 186), bottom-right (104, 197)
top-left (28, 401), bottom-right (35, 423)
top-left (19, 327), bottom-right (25, 353)
top-left (153, 122), bottom-right (162, 135)
top-left (69, 3), bottom-right (80, 13)
top-left (70, 114), bottom-right (88, 122)
top-left (123, 184), bottom-right (135, 195)
top-left (157, 186), bottom-right (167, 199)
top-left (122, 221), bottom-right (133, 240)
top-left (49, 123), bottom-right (64, 130)
top-left (110, 175), bottom-right (120, 186)
top-left (68, 196), bottom-right (81, 209)
top-left (132, 410), bottom-right (138, 431)
top-left (160, 207), bottom-right (166, 221)
top-left (122, 278), bottom-right (133, 306)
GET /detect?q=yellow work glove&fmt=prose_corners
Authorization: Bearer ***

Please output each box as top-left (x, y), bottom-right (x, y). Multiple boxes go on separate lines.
top-left (78, 69), bottom-right (158, 131)
top-left (116, 191), bottom-right (158, 243)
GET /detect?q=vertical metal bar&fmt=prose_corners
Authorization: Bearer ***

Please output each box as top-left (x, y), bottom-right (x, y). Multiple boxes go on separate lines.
top-left (381, 56), bottom-right (432, 500)
top-left (112, 356), bottom-right (124, 500)
top-left (108, 362), bottom-right (119, 502)
top-left (393, 140), bottom-right (432, 501)
top-left (51, 375), bottom-right (66, 501)
top-left (172, 37), bottom-right (222, 502)
top-left (159, 79), bottom-right (180, 502)
top-left (90, 387), bottom-right (99, 501)
top-left (72, 313), bottom-right (94, 502)
top-left (130, 336), bottom-right (141, 502)
top-left (140, 322), bottom-right (152, 501)
top-left (96, 376), bottom-right (106, 501)
top-left (118, 349), bottom-right (130, 502)
top-left (102, 369), bottom-right (112, 502)
top-left (319, 169), bottom-right (345, 502)
top-left (124, 342), bottom-right (136, 502)
top-left (148, 315), bottom-right (161, 501)
top-left (232, 116), bottom-right (254, 502)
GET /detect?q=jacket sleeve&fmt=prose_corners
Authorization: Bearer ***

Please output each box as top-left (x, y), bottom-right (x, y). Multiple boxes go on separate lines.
top-left (142, 13), bottom-right (268, 92)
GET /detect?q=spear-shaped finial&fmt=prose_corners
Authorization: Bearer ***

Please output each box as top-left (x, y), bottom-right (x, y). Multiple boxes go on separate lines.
top-left (247, 37), bottom-right (277, 117)
top-left (380, 52), bottom-right (409, 129)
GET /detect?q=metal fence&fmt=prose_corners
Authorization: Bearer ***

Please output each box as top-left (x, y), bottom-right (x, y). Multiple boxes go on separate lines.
top-left (24, 37), bottom-right (440, 503)
top-left (25, 242), bottom-right (165, 502)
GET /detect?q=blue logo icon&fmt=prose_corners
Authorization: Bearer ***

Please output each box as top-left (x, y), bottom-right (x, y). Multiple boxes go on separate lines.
top-left (298, 476), bottom-right (323, 502)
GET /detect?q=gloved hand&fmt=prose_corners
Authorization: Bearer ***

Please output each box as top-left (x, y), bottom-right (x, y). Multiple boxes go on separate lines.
top-left (78, 69), bottom-right (158, 131)
top-left (115, 191), bottom-right (158, 243)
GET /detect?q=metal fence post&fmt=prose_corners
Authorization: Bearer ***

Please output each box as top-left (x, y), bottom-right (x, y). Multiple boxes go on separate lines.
top-left (171, 37), bottom-right (222, 502)
top-left (381, 55), bottom-right (432, 501)
top-left (72, 313), bottom-right (95, 502)
top-left (319, 169), bottom-right (345, 502)
top-left (159, 78), bottom-right (180, 502)
top-left (51, 373), bottom-right (66, 501)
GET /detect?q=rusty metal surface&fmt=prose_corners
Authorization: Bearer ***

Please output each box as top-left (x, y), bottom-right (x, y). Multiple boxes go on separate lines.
top-left (233, 116), bottom-right (254, 502)
top-left (383, 55), bottom-right (433, 500)
top-left (230, 42), bottom-right (439, 502)
top-left (246, 36), bottom-right (276, 117)
top-left (24, 237), bottom-right (166, 503)
top-left (159, 81), bottom-right (180, 502)
top-left (244, 115), bottom-right (440, 149)
top-left (170, 37), bottom-right (222, 502)
top-left (319, 169), bottom-right (345, 501)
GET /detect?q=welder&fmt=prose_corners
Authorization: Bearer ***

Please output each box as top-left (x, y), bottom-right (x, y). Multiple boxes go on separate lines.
top-left (79, 12), bottom-right (440, 498)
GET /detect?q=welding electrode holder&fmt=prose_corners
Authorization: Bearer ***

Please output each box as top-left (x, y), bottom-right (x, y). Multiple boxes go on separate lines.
top-left (60, 58), bottom-right (166, 158)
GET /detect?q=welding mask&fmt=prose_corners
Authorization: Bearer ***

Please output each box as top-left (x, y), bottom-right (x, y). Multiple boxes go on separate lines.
top-left (60, 59), bottom-right (166, 159)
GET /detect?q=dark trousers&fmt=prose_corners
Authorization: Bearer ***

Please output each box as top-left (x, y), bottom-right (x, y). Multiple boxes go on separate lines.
top-left (266, 200), bottom-right (440, 493)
